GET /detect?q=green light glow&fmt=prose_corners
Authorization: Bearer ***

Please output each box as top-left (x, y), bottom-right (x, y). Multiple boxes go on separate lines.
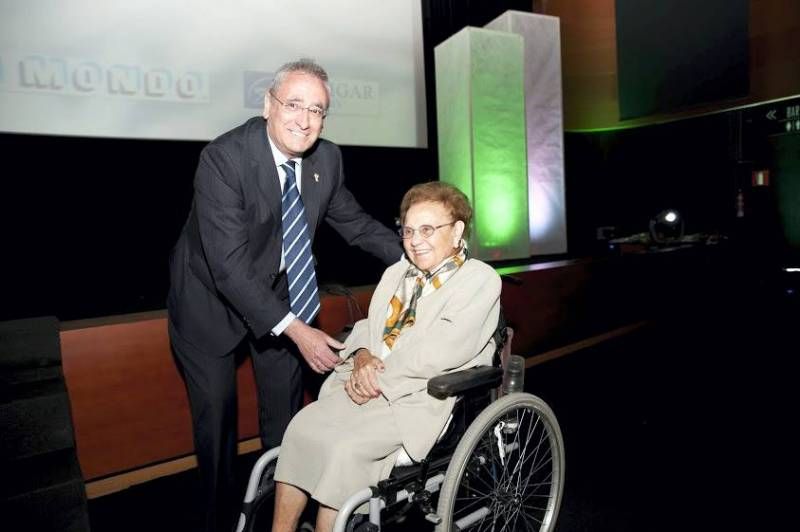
top-left (435, 27), bottom-right (529, 261)
top-left (477, 184), bottom-right (526, 246)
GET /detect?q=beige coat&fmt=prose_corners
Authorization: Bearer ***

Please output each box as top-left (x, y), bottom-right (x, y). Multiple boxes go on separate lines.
top-left (274, 257), bottom-right (501, 508)
top-left (328, 257), bottom-right (501, 461)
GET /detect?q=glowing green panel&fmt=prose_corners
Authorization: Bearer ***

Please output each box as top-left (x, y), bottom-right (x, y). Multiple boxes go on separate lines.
top-left (435, 29), bottom-right (474, 215)
top-left (434, 27), bottom-right (529, 260)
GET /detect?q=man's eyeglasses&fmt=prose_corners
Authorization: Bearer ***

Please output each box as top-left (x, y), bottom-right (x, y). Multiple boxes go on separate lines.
top-left (269, 91), bottom-right (327, 119)
top-left (397, 222), bottom-right (456, 239)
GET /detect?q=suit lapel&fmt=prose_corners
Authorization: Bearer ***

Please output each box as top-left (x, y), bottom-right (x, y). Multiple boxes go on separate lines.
top-left (301, 156), bottom-right (322, 238)
top-left (250, 119), bottom-right (281, 223)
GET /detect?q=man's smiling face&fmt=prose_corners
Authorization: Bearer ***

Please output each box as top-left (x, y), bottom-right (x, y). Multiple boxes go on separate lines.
top-left (263, 71), bottom-right (329, 158)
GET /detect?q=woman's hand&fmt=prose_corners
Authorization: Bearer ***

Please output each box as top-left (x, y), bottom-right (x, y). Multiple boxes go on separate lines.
top-left (344, 379), bottom-right (370, 405)
top-left (348, 349), bottom-right (385, 401)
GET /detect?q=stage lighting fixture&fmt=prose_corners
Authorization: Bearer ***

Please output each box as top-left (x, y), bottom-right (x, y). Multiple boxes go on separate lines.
top-left (649, 209), bottom-right (684, 244)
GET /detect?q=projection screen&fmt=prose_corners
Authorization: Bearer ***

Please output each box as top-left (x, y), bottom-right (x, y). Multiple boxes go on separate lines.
top-left (0, 0), bottom-right (427, 147)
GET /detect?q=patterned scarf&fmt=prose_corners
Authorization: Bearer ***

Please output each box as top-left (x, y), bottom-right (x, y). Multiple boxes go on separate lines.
top-left (381, 247), bottom-right (467, 357)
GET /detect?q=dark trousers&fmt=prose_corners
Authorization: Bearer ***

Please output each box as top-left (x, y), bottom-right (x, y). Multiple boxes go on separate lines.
top-left (171, 330), bottom-right (303, 532)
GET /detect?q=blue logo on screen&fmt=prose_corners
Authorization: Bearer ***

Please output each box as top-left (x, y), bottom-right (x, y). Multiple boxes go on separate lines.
top-left (243, 71), bottom-right (273, 109)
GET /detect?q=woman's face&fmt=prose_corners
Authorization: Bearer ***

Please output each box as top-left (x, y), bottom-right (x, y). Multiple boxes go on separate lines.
top-left (402, 201), bottom-right (464, 272)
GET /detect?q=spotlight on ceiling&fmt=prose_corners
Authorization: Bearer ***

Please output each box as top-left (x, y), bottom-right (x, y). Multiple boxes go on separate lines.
top-left (649, 209), bottom-right (684, 244)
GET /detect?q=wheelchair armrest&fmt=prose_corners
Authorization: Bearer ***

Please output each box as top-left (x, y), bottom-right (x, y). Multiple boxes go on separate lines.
top-left (427, 366), bottom-right (504, 400)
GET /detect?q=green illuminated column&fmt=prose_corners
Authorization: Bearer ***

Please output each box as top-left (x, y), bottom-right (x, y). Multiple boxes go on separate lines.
top-left (435, 27), bottom-right (529, 261)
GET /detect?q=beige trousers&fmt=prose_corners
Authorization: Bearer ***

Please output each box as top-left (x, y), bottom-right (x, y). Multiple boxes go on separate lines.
top-left (273, 381), bottom-right (403, 510)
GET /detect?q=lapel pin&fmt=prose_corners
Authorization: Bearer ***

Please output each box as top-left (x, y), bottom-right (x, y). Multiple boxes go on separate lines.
top-left (314, 173), bottom-right (320, 183)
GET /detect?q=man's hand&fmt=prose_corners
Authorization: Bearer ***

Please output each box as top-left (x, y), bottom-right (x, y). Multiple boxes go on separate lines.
top-left (284, 319), bottom-right (344, 374)
top-left (349, 349), bottom-right (385, 399)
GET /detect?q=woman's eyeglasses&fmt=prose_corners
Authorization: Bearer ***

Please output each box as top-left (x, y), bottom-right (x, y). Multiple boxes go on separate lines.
top-left (397, 221), bottom-right (455, 239)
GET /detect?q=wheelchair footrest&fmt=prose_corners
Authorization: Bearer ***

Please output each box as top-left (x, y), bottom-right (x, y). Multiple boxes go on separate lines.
top-left (425, 513), bottom-right (442, 525)
top-left (427, 366), bottom-right (503, 399)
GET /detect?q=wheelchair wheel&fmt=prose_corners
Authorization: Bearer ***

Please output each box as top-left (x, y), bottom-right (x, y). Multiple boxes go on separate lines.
top-left (436, 392), bottom-right (564, 531)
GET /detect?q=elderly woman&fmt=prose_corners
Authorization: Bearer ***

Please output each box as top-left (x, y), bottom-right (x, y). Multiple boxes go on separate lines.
top-left (272, 181), bottom-right (501, 532)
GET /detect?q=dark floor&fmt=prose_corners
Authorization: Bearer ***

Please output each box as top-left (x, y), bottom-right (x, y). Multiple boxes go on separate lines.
top-left (87, 277), bottom-right (797, 532)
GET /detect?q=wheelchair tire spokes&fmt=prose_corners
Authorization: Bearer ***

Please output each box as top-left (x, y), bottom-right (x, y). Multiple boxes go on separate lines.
top-left (435, 393), bottom-right (565, 532)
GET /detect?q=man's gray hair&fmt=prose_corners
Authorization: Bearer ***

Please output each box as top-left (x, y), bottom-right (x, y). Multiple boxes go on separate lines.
top-left (270, 58), bottom-right (331, 104)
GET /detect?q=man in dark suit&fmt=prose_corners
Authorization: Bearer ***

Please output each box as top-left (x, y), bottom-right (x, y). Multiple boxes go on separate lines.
top-left (167, 58), bottom-right (401, 532)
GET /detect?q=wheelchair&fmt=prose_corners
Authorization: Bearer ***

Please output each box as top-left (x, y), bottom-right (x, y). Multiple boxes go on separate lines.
top-left (236, 324), bottom-right (565, 532)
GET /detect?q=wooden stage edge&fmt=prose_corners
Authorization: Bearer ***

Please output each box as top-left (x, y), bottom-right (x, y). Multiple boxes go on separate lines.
top-left (84, 320), bottom-right (648, 499)
top-left (85, 437), bottom-right (262, 499)
top-left (525, 320), bottom-right (649, 368)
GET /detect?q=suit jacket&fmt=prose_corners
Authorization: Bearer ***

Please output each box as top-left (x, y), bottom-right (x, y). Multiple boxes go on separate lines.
top-left (167, 116), bottom-right (401, 357)
top-left (325, 257), bottom-right (501, 461)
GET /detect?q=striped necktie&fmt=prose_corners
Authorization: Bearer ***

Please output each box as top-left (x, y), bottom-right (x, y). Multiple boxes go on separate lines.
top-left (280, 161), bottom-right (320, 323)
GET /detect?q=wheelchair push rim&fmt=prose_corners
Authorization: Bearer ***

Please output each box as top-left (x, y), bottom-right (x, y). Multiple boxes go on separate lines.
top-left (435, 392), bottom-right (565, 532)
